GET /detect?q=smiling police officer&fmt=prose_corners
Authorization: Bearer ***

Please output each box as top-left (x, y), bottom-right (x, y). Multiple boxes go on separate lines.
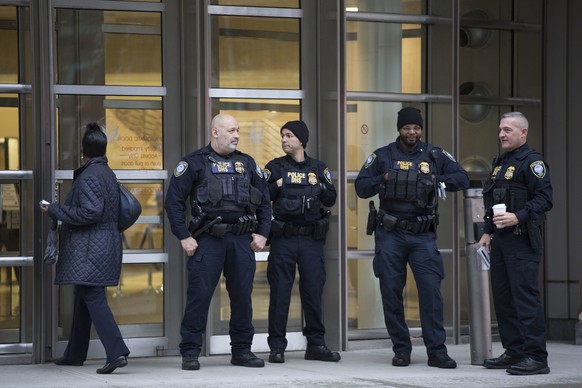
top-left (355, 107), bottom-right (469, 369)
top-left (478, 112), bottom-right (553, 375)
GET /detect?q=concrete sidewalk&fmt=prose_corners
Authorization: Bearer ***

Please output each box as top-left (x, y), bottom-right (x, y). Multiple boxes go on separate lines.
top-left (2, 341), bottom-right (581, 388)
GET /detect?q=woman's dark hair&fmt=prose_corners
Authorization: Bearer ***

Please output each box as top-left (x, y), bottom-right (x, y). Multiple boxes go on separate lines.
top-left (82, 122), bottom-right (108, 158)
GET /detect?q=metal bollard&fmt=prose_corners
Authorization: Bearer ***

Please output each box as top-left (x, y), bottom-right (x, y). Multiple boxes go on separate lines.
top-left (464, 188), bottom-right (492, 365)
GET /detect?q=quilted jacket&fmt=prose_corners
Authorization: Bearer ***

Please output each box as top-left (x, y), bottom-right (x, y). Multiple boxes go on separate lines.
top-left (49, 156), bottom-right (122, 286)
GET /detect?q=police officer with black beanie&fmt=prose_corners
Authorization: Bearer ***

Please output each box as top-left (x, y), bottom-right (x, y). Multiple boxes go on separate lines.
top-left (264, 120), bottom-right (340, 363)
top-left (355, 107), bottom-right (469, 369)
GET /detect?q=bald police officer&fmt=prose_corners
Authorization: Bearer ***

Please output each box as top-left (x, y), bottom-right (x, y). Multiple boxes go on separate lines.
top-left (165, 114), bottom-right (271, 370)
top-left (479, 112), bottom-right (553, 375)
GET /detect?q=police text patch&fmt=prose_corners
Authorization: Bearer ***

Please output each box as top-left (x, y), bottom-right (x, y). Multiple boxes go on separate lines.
top-left (284, 171), bottom-right (308, 185)
top-left (530, 160), bottom-right (546, 178)
top-left (211, 161), bottom-right (236, 174)
top-left (174, 161), bottom-right (188, 177)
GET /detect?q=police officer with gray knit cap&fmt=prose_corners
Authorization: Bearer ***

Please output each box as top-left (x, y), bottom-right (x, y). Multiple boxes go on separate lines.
top-left (355, 107), bottom-right (469, 369)
top-left (263, 120), bottom-right (340, 363)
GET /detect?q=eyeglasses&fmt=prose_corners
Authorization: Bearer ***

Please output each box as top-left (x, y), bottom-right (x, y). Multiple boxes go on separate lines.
top-left (400, 126), bottom-right (422, 132)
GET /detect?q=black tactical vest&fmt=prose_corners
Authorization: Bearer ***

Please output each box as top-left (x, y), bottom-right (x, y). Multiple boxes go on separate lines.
top-left (482, 150), bottom-right (533, 214)
top-left (273, 158), bottom-right (323, 223)
top-left (379, 143), bottom-right (438, 216)
top-left (194, 152), bottom-right (262, 222)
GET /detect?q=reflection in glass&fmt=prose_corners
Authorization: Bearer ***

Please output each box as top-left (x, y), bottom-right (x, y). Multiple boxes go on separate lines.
top-left (211, 16), bottom-right (300, 90)
top-left (56, 95), bottom-right (163, 171)
top-left (211, 98), bottom-right (299, 168)
top-left (58, 264), bottom-right (164, 339)
top-left (347, 21), bottom-right (423, 94)
top-left (0, 9), bottom-right (18, 84)
top-left (211, 0), bottom-right (299, 7)
top-left (106, 105), bottom-right (163, 170)
top-left (0, 266), bottom-right (20, 342)
top-left (0, 133), bottom-right (19, 170)
top-left (121, 183), bottom-right (164, 251)
top-left (0, 183), bottom-right (20, 254)
top-left (345, 0), bottom-right (425, 14)
top-left (55, 9), bottom-right (161, 86)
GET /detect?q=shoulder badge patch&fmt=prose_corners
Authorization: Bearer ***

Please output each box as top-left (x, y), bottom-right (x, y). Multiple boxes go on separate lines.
top-left (174, 161), bottom-right (188, 177)
top-left (324, 167), bottom-right (333, 185)
top-left (530, 160), bottom-right (546, 178)
top-left (364, 153), bottom-right (376, 168)
top-left (442, 150), bottom-right (456, 162)
top-left (263, 168), bottom-right (271, 181)
top-left (255, 164), bottom-right (263, 178)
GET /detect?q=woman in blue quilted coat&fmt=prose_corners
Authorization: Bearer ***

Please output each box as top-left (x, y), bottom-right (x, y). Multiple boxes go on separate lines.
top-left (40, 123), bottom-right (130, 374)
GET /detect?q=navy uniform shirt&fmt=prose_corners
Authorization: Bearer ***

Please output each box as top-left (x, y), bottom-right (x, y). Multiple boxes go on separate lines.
top-left (165, 144), bottom-right (272, 240)
top-left (355, 138), bottom-right (469, 200)
top-left (263, 154), bottom-right (337, 225)
top-left (483, 143), bottom-right (553, 234)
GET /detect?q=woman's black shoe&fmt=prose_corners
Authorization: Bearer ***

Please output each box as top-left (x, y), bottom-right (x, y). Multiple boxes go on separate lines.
top-left (96, 355), bottom-right (128, 374)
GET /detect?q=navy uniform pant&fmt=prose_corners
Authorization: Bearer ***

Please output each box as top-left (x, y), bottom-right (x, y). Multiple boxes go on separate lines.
top-left (180, 232), bottom-right (256, 357)
top-left (267, 235), bottom-right (326, 350)
top-left (63, 285), bottom-right (129, 363)
top-left (373, 226), bottom-right (447, 356)
top-left (490, 231), bottom-right (547, 362)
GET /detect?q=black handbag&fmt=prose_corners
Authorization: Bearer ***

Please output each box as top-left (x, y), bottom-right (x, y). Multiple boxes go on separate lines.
top-left (118, 182), bottom-right (142, 231)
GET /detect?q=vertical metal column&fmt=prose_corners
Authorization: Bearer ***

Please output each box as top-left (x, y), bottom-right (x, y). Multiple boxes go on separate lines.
top-left (463, 188), bottom-right (492, 365)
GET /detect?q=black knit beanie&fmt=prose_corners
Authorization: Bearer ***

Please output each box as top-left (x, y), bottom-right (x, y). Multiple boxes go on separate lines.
top-left (397, 107), bottom-right (423, 131)
top-left (281, 120), bottom-right (309, 148)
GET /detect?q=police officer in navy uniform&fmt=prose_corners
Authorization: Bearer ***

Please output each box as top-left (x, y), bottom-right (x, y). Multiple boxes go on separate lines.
top-left (264, 121), bottom-right (340, 364)
top-left (355, 107), bottom-right (469, 369)
top-left (478, 112), bottom-right (552, 375)
top-left (165, 114), bottom-right (271, 370)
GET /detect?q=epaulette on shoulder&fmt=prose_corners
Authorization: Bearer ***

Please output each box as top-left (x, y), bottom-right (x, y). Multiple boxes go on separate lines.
top-left (516, 147), bottom-right (536, 161)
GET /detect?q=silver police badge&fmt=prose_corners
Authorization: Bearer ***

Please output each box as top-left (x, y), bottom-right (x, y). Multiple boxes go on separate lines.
top-left (263, 168), bottom-right (271, 181)
top-left (255, 164), bottom-right (263, 177)
top-left (530, 160), bottom-right (546, 178)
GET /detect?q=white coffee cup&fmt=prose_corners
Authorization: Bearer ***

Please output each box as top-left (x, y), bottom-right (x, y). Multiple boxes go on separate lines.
top-left (492, 203), bottom-right (506, 215)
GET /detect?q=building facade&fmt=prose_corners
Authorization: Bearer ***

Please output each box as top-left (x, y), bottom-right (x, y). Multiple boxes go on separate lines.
top-left (0, 0), bottom-right (580, 365)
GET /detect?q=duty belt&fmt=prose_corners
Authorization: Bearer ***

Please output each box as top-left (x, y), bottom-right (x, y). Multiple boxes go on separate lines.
top-left (377, 210), bottom-right (436, 234)
top-left (205, 215), bottom-right (257, 238)
top-left (397, 216), bottom-right (435, 234)
top-left (282, 224), bottom-right (314, 237)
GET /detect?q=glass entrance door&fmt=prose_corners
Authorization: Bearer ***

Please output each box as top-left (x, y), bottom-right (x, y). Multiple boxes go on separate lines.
top-left (0, 3), bottom-right (35, 363)
top-left (50, 3), bottom-right (169, 359)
